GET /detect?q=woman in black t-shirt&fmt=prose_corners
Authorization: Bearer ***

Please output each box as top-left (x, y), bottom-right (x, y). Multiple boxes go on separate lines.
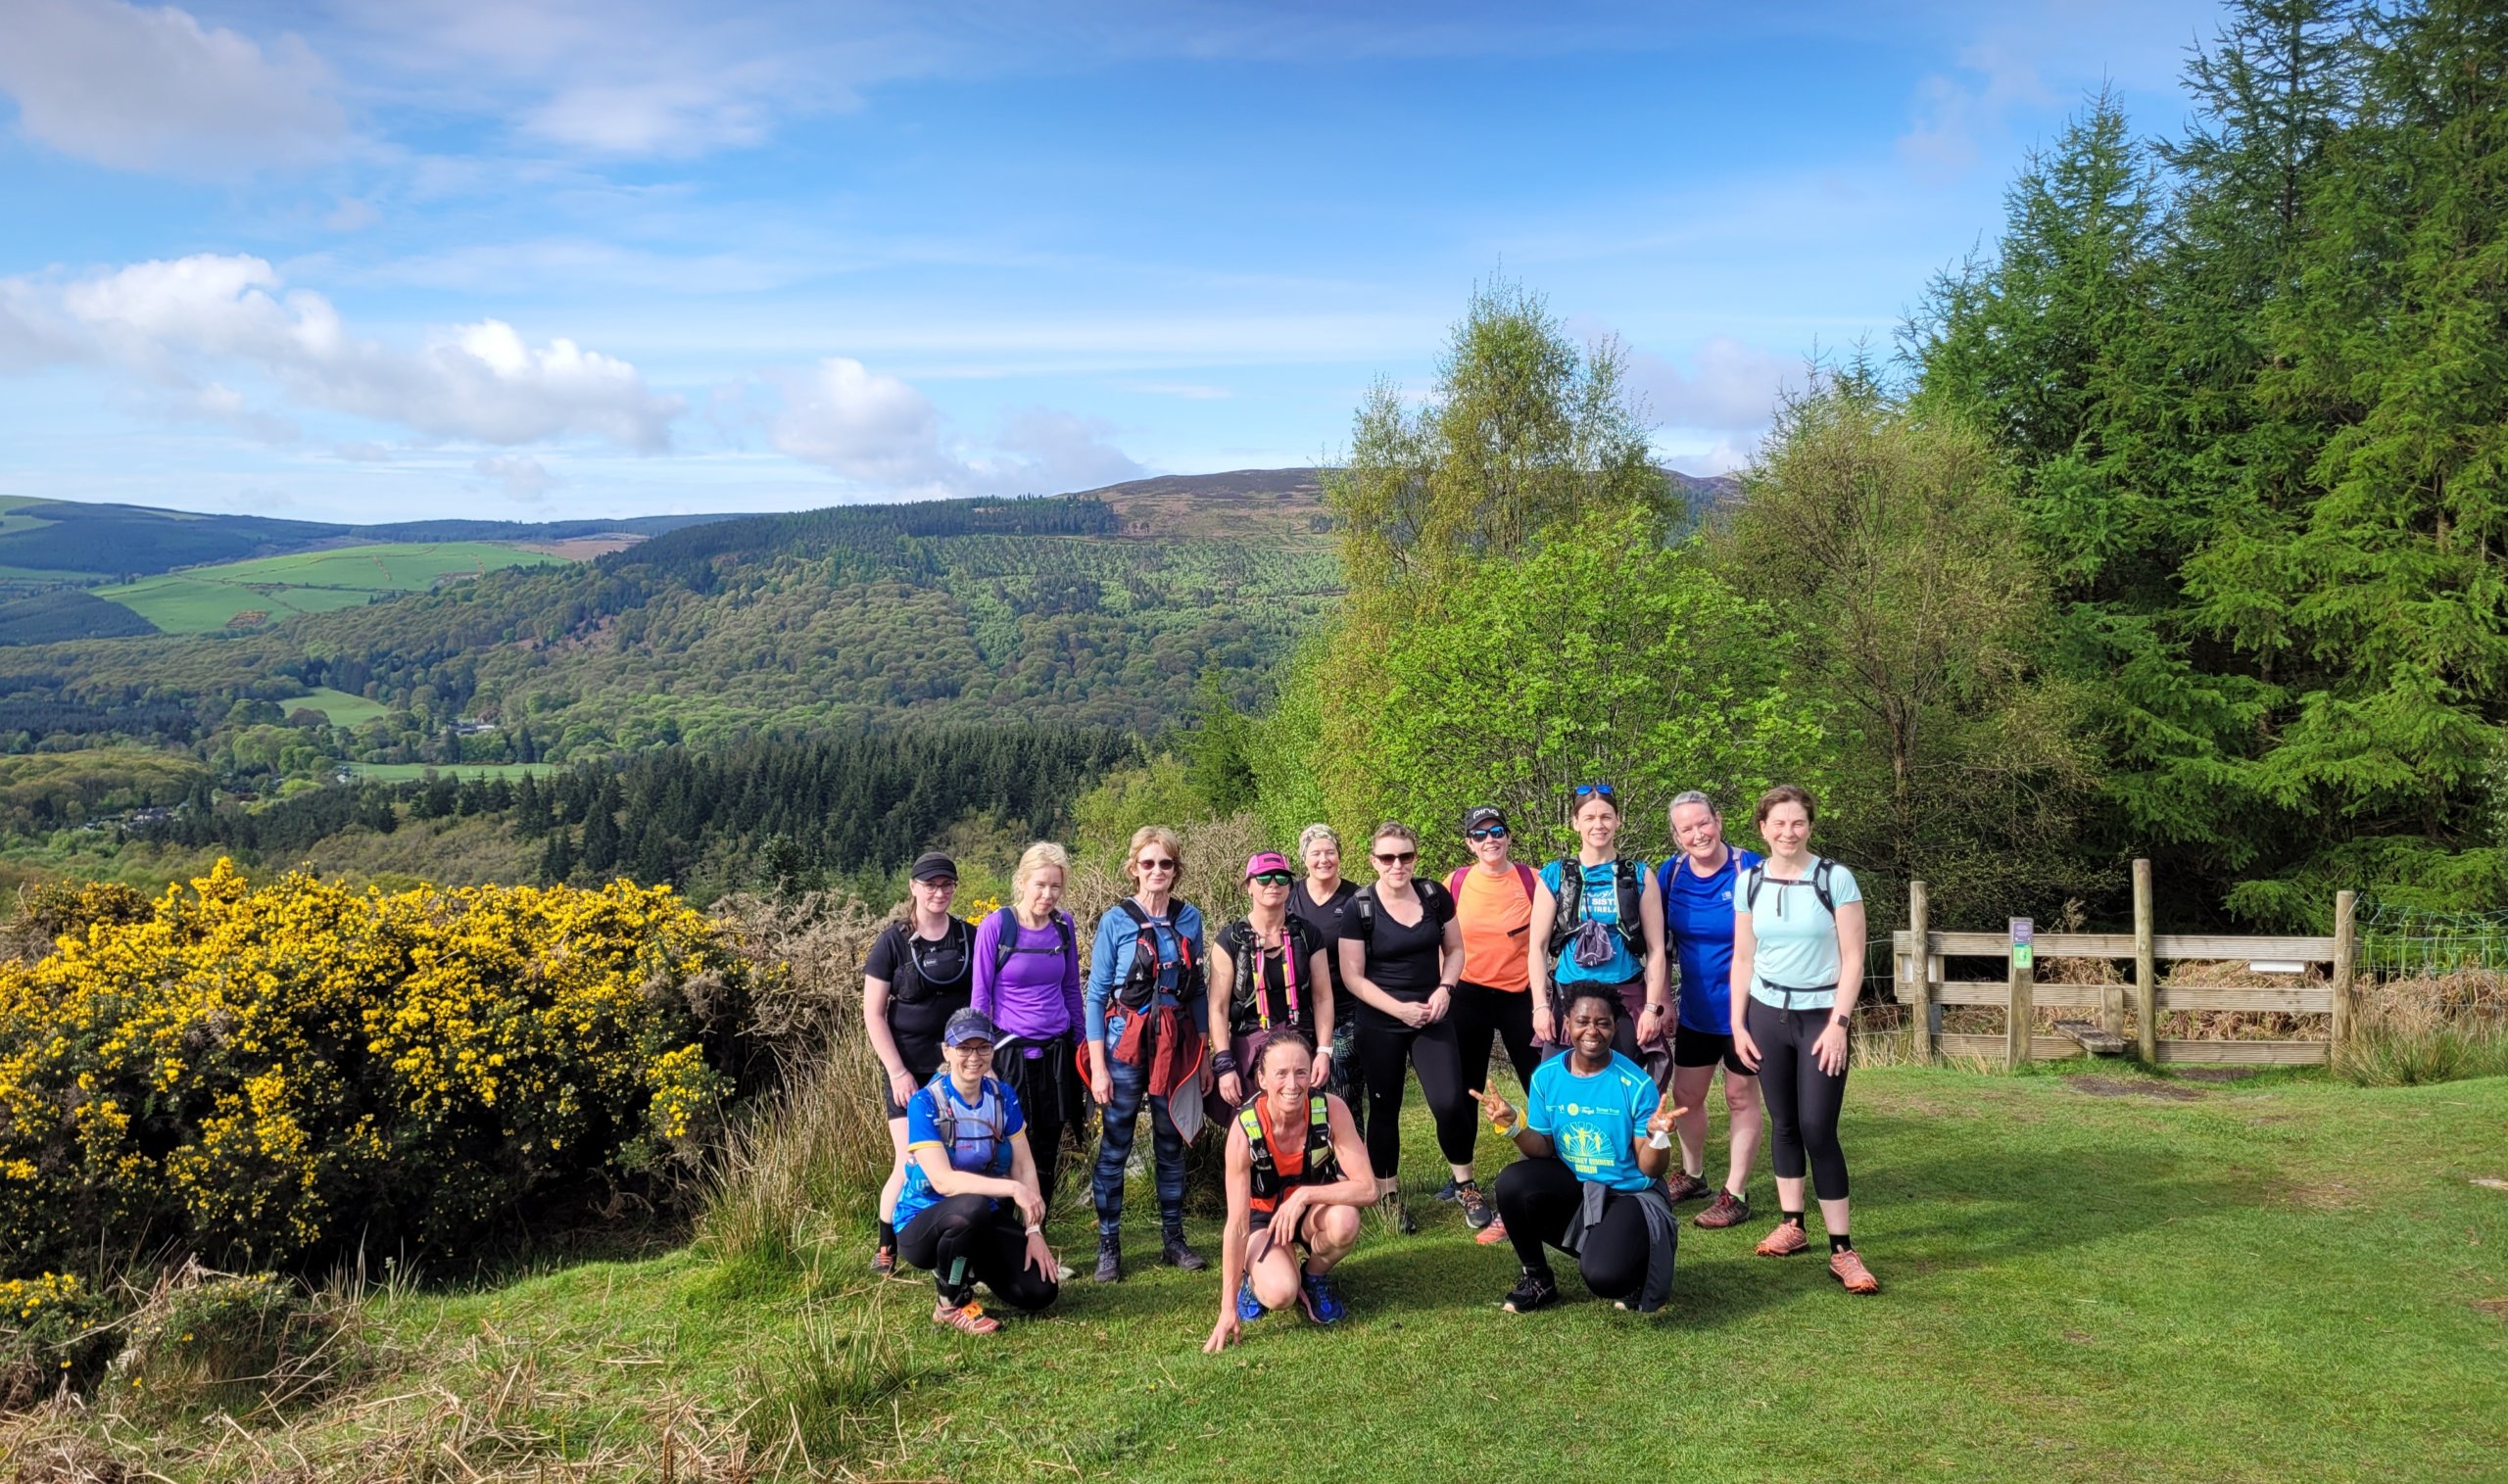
top-left (1288, 824), bottom-right (1364, 1137)
top-left (1334, 821), bottom-right (1465, 1234)
top-left (1207, 850), bottom-right (1335, 1111)
top-left (864, 852), bottom-right (977, 1275)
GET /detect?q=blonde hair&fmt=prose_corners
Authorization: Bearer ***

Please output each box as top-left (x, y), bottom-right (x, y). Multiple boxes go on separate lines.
top-left (1013, 840), bottom-right (1072, 896)
top-left (1124, 825), bottom-right (1185, 884)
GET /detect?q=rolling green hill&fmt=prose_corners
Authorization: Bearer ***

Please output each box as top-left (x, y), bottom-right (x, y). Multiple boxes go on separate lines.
top-left (96, 542), bottom-right (564, 634)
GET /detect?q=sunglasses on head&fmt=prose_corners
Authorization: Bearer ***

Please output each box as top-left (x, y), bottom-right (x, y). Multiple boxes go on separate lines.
top-left (1373, 849), bottom-right (1417, 865)
top-left (1136, 857), bottom-right (1178, 872)
top-left (1468, 826), bottom-right (1509, 841)
top-left (1573, 783), bottom-right (1616, 799)
top-left (1248, 871), bottom-right (1294, 886)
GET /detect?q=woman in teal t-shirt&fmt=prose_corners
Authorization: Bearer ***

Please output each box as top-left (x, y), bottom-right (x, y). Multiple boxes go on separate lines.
top-left (1525, 783), bottom-right (1669, 1080)
top-left (1471, 984), bottom-right (1683, 1315)
top-left (1729, 785), bottom-right (1877, 1295)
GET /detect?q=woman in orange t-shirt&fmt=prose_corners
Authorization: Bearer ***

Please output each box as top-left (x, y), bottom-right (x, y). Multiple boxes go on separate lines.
top-left (1443, 804), bottom-right (1542, 1238)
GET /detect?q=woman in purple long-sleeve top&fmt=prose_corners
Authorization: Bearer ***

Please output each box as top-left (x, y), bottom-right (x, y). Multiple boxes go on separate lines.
top-left (973, 840), bottom-right (1084, 1208)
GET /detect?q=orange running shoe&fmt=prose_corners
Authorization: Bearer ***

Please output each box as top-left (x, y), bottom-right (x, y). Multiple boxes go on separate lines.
top-left (1473, 1215), bottom-right (1511, 1246)
top-left (1829, 1249), bottom-right (1879, 1294)
top-left (1754, 1221), bottom-right (1810, 1257)
top-left (933, 1299), bottom-right (1001, 1335)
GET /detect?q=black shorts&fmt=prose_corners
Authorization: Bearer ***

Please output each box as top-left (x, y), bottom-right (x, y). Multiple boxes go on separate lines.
top-left (1249, 1202), bottom-right (1320, 1251)
top-left (1673, 1022), bottom-right (1753, 1076)
top-left (881, 1044), bottom-right (943, 1120)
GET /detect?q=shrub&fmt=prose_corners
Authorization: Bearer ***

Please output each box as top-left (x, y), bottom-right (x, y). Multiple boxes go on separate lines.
top-left (0, 1273), bottom-right (119, 1410)
top-left (107, 1264), bottom-right (352, 1416)
top-left (2337, 973), bottom-right (2508, 1087)
top-left (0, 860), bottom-right (755, 1274)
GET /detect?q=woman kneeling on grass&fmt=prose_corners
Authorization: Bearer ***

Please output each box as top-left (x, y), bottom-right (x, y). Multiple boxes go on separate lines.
top-left (1729, 784), bottom-right (1878, 1295)
top-left (1204, 1030), bottom-right (1375, 1351)
top-left (896, 1009), bottom-right (1063, 1335)
top-left (1471, 984), bottom-right (1685, 1315)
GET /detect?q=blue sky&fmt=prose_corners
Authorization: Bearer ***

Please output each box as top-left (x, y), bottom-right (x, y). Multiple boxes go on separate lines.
top-left (0, 0), bottom-right (2227, 523)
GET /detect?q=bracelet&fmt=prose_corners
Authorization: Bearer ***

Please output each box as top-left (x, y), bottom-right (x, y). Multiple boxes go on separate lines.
top-left (1025, 1222), bottom-right (1042, 1235)
top-left (1211, 1050), bottom-right (1238, 1075)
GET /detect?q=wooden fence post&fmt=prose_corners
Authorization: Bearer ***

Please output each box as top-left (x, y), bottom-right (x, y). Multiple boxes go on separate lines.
top-left (2331, 888), bottom-right (2357, 1051)
top-left (1906, 880), bottom-right (1932, 1065)
top-left (2134, 858), bottom-right (2157, 1064)
top-left (2006, 917), bottom-right (2035, 1072)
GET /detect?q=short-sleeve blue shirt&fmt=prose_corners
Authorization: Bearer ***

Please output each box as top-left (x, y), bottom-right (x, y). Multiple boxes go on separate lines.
top-left (895, 1074), bottom-right (1026, 1228)
top-left (1660, 847), bottom-right (1763, 1033)
top-left (1736, 859), bottom-right (1864, 1010)
top-left (1523, 1050), bottom-right (1662, 1192)
top-left (1539, 858), bottom-right (1650, 984)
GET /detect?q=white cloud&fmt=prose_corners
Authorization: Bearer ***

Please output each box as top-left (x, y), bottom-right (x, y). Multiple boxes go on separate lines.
top-left (0, 0), bottom-right (347, 176)
top-left (323, 197), bottom-right (382, 232)
top-left (1615, 334), bottom-right (1796, 434)
top-left (523, 80), bottom-right (770, 155)
top-left (8, 253), bottom-right (682, 451)
top-left (1898, 40), bottom-right (2061, 181)
top-left (770, 357), bottom-right (1143, 499)
top-left (473, 454), bottom-right (560, 500)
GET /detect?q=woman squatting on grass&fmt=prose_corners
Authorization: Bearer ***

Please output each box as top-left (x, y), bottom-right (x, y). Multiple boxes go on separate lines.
top-left (1203, 1029), bottom-right (1375, 1350)
top-left (895, 1009), bottom-right (1063, 1335)
top-left (1730, 785), bottom-right (1879, 1294)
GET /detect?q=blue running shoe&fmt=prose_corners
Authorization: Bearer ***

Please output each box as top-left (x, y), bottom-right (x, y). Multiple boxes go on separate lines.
top-left (1299, 1270), bottom-right (1347, 1325)
top-left (1236, 1275), bottom-right (1266, 1322)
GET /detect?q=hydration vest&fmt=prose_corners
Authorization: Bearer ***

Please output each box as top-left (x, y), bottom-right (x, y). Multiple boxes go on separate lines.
top-left (1548, 857), bottom-right (1649, 958)
top-left (1349, 879), bottom-right (1452, 936)
top-left (1239, 1094), bottom-right (1338, 1209)
top-left (1112, 899), bottom-right (1203, 1012)
top-left (887, 918), bottom-right (975, 1006)
top-left (1448, 862), bottom-right (1538, 904)
top-left (1741, 858), bottom-right (1840, 920)
top-left (1225, 917), bottom-right (1317, 1031)
top-left (922, 1073), bottom-right (1013, 1176)
top-left (988, 906), bottom-right (1077, 981)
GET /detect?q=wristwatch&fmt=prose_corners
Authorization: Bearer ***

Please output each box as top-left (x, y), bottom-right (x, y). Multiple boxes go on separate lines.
top-left (1641, 1003), bottom-right (1667, 1017)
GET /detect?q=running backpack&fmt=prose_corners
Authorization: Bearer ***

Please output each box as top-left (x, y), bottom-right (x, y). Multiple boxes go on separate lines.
top-left (1446, 862), bottom-right (1538, 904)
top-left (886, 918), bottom-right (975, 1006)
top-left (1349, 880), bottom-right (1451, 935)
top-left (988, 906), bottom-right (1077, 981)
top-left (1225, 917), bottom-right (1317, 1030)
top-left (922, 1073), bottom-right (1012, 1175)
top-left (1740, 858), bottom-right (1839, 919)
top-left (1239, 1094), bottom-right (1338, 1203)
top-left (1110, 900), bottom-right (1204, 1012)
top-left (1548, 857), bottom-right (1649, 957)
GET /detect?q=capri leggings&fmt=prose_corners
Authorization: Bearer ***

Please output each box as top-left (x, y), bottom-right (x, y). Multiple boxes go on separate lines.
top-left (897, 1194), bottom-right (1060, 1312)
top-left (1746, 998), bottom-right (1849, 1201)
top-left (1355, 1016), bottom-right (1473, 1178)
top-left (1491, 1156), bottom-right (1664, 1303)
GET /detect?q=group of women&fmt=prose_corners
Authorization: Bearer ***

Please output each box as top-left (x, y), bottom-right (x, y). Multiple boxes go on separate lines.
top-left (858, 784), bottom-right (1879, 1342)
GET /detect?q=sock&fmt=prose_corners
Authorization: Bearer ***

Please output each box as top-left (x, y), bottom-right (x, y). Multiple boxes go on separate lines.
top-left (876, 1220), bottom-right (896, 1249)
top-left (1781, 1211), bottom-right (1807, 1228)
top-left (1830, 1232), bottom-right (1855, 1255)
top-left (942, 1256), bottom-right (970, 1306)
top-left (1520, 1262), bottom-right (1555, 1286)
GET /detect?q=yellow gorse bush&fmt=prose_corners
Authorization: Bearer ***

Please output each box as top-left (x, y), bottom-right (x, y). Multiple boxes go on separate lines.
top-left (0, 860), bottom-right (752, 1273)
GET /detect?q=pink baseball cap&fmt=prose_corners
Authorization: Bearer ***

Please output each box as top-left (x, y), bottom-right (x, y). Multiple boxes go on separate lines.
top-left (1244, 851), bottom-right (1294, 879)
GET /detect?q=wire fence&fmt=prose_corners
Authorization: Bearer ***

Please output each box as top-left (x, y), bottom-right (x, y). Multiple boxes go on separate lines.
top-left (2358, 899), bottom-right (2508, 978)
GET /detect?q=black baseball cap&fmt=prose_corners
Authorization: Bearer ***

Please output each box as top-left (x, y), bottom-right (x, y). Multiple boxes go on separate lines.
top-left (1463, 805), bottom-right (1508, 834)
top-left (910, 851), bottom-right (958, 883)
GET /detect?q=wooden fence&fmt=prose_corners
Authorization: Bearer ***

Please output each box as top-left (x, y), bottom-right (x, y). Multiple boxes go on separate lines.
top-left (1889, 859), bottom-right (2358, 1071)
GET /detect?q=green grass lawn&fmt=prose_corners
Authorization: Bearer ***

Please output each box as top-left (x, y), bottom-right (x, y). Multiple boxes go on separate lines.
top-left (93, 542), bottom-right (561, 633)
top-left (33, 1065), bottom-right (2502, 1481)
top-left (289, 686), bottom-right (390, 726)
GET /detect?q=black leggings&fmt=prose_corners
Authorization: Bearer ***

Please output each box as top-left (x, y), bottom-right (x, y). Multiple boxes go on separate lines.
top-left (897, 1194), bottom-right (1060, 1311)
top-left (1492, 1156), bottom-right (1664, 1303)
top-left (996, 1041), bottom-right (1078, 1208)
top-left (1747, 998), bottom-right (1850, 1201)
top-left (1355, 1015), bottom-right (1473, 1178)
top-left (1452, 981), bottom-right (1541, 1103)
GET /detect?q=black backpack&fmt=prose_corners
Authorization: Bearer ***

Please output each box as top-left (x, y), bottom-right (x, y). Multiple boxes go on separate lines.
top-left (885, 918), bottom-right (975, 1006)
top-left (1741, 858), bottom-right (1840, 918)
top-left (1108, 899), bottom-right (1206, 1012)
top-left (988, 906), bottom-right (1077, 981)
top-left (1549, 857), bottom-right (1649, 957)
top-left (1225, 916), bottom-right (1318, 1029)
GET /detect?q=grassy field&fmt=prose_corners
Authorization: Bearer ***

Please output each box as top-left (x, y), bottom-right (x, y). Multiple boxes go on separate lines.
top-left (95, 542), bottom-right (562, 634)
top-left (288, 686), bottom-right (390, 726)
top-left (17, 1064), bottom-right (2502, 1481)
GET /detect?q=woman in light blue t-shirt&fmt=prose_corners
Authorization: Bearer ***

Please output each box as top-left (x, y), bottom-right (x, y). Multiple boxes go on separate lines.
top-left (1729, 785), bottom-right (1878, 1296)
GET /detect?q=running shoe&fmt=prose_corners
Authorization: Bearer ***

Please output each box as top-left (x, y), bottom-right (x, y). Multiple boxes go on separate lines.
top-left (1162, 1234), bottom-right (1208, 1271)
top-left (870, 1243), bottom-right (896, 1277)
top-left (1501, 1267), bottom-right (1560, 1314)
top-left (1754, 1221), bottom-right (1811, 1258)
top-left (1236, 1275), bottom-right (1267, 1322)
top-left (1299, 1270), bottom-right (1348, 1324)
top-left (1432, 1176), bottom-right (1460, 1203)
top-left (1093, 1238), bottom-right (1123, 1283)
top-left (1694, 1190), bottom-right (1751, 1229)
top-left (1663, 1171), bottom-right (1712, 1204)
top-left (1376, 1192), bottom-right (1418, 1235)
top-left (1829, 1249), bottom-right (1880, 1294)
top-left (932, 1299), bottom-right (1000, 1336)
top-left (1455, 1180), bottom-right (1496, 1231)
top-left (1473, 1215), bottom-right (1511, 1246)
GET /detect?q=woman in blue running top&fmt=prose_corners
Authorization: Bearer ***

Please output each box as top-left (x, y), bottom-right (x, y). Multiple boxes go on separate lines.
top-left (1471, 983), bottom-right (1684, 1315)
top-left (1657, 792), bottom-right (1764, 1230)
top-left (1526, 783), bottom-right (1669, 1080)
top-left (1729, 785), bottom-right (1878, 1295)
top-left (896, 1009), bottom-right (1062, 1335)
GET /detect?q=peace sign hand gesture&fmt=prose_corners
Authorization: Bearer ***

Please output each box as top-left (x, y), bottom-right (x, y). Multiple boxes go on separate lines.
top-left (1469, 1086), bottom-right (1518, 1132)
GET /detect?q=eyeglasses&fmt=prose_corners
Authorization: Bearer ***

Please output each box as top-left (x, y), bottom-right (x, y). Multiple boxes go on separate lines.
top-left (914, 878), bottom-right (958, 890)
top-left (945, 1041), bottom-right (994, 1056)
top-left (1136, 858), bottom-right (1178, 872)
top-left (1573, 783), bottom-right (1616, 799)
top-left (1372, 849), bottom-right (1417, 865)
top-left (1467, 826), bottom-right (1508, 841)
top-left (1248, 871), bottom-right (1295, 886)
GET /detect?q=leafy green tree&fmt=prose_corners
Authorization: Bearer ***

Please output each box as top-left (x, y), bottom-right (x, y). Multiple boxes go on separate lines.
top-left (1183, 671), bottom-right (1259, 818)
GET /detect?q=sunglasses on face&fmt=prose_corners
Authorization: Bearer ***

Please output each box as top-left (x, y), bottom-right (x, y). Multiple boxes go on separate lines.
top-left (1373, 849), bottom-right (1417, 865)
top-left (1573, 783), bottom-right (1616, 799)
top-left (1468, 826), bottom-right (1508, 841)
top-left (1249, 872), bottom-right (1295, 887)
top-left (1136, 858), bottom-right (1178, 872)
